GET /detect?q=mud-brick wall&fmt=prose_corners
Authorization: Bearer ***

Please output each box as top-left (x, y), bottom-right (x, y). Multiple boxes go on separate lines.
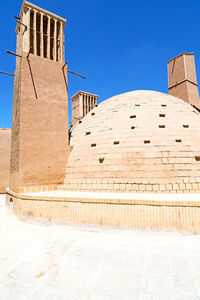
top-left (0, 129), bottom-right (11, 193)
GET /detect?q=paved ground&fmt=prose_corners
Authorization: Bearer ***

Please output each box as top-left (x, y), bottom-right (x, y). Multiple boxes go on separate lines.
top-left (0, 195), bottom-right (200, 300)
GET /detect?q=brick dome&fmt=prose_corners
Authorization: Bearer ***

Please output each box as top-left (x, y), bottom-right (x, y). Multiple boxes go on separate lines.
top-left (64, 90), bottom-right (200, 193)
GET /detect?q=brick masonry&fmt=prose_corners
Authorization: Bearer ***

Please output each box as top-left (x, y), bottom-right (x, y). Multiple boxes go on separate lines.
top-left (9, 53), bottom-right (72, 193)
top-left (0, 129), bottom-right (11, 193)
top-left (5, 1), bottom-right (200, 233)
top-left (6, 190), bottom-right (200, 233)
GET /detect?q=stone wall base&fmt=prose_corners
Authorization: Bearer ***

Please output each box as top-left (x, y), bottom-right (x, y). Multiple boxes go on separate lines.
top-left (5, 190), bottom-right (200, 233)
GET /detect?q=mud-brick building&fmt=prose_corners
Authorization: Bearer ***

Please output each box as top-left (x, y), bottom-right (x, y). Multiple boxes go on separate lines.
top-left (3, 1), bottom-right (200, 233)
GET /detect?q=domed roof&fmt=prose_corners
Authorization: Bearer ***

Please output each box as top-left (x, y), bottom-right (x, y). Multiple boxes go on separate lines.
top-left (65, 90), bottom-right (200, 193)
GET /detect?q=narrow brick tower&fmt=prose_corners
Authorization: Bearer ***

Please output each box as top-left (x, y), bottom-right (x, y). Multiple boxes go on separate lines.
top-left (71, 91), bottom-right (98, 127)
top-left (168, 53), bottom-right (200, 108)
top-left (9, 1), bottom-right (71, 193)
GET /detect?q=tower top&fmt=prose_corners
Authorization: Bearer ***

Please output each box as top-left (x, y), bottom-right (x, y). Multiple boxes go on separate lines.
top-left (168, 52), bottom-right (200, 108)
top-left (17, 1), bottom-right (66, 32)
top-left (16, 0), bottom-right (66, 62)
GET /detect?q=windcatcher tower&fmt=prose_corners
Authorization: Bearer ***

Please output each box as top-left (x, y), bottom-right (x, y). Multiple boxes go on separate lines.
top-left (168, 53), bottom-right (200, 108)
top-left (71, 91), bottom-right (98, 127)
top-left (9, 1), bottom-right (71, 193)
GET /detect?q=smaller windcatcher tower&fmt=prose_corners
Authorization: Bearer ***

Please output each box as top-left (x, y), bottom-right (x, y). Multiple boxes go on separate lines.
top-left (71, 91), bottom-right (98, 127)
top-left (9, 1), bottom-right (71, 194)
top-left (168, 53), bottom-right (200, 108)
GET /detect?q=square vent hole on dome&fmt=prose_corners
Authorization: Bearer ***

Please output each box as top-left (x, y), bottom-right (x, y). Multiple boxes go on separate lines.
top-left (131, 126), bottom-right (135, 129)
top-left (183, 124), bottom-right (189, 128)
top-left (159, 114), bottom-right (165, 117)
top-left (195, 156), bottom-right (200, 161)
top-left (86, 131), bottom-right (91, 136)
top-left (99, 157), bottom-right (105, 163)
top-left (91, 143), bottom-right (96, 147)
top-left (113, 141), bottom-right (120, 145)
top-left (130, 115), bottom-right (136, 119)
top-left (159, 125), bottom-right (165, 128)
top-left (91, 112), bottom-right (95, 116)
top-left (144, 140), bottom-right (150, 144)
top-left (175, 139), bottom-right (182, 143)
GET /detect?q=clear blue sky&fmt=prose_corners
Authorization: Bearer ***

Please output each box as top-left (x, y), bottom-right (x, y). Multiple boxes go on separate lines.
top-left (0, 0), bottom-right (200, 128)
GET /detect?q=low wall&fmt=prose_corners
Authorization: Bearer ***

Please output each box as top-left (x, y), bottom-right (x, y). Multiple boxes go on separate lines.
top-left (0, 129), bottom-right (11, 193)
top-left (6, 189), bottom-right (200, 233)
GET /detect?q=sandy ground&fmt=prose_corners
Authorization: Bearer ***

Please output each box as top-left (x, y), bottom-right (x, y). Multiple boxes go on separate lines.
top-left (0, 194), bottom-right (200, 300)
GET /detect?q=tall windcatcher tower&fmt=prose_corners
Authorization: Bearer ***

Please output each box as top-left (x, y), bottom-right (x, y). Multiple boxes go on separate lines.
top-left (168, 53), bottom-right (200, 108)
top-left (9, 1), bottom-right (71, 193)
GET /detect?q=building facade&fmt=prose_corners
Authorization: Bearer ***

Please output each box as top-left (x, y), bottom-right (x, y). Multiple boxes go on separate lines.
top-left (4, 1), bottom-right (200, 233)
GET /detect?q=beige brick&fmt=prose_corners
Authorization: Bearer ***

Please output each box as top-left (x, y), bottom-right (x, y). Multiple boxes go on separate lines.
top-left (186, 183), bottom-right (192, 190)
top-left (152, 185), bottom-right (159, 191)
top-left (114, 184), bottom-right (119, 190)
top-left (166, 184), bottom-right (172, 191)
top-left (146, 185), bottom-right (153, 191)
top-left (173, 184), bottom-right (179, 190)
top-left (192, 183), bottom-right (198, 190)
top-left (162, 158), bottom-right (168, 164)
top-left (120, 184), bottom-right (125, 190)
top-left (126, 184), bottom-right (131, 191)
top-left (139, 185), bottom-right (145, 191)
top-left (179, 183), bottom-right (186, 190)
top-left (133, 184), bottom-right (139, 191)
top-left (159, 184), bottom-right (165, 191)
